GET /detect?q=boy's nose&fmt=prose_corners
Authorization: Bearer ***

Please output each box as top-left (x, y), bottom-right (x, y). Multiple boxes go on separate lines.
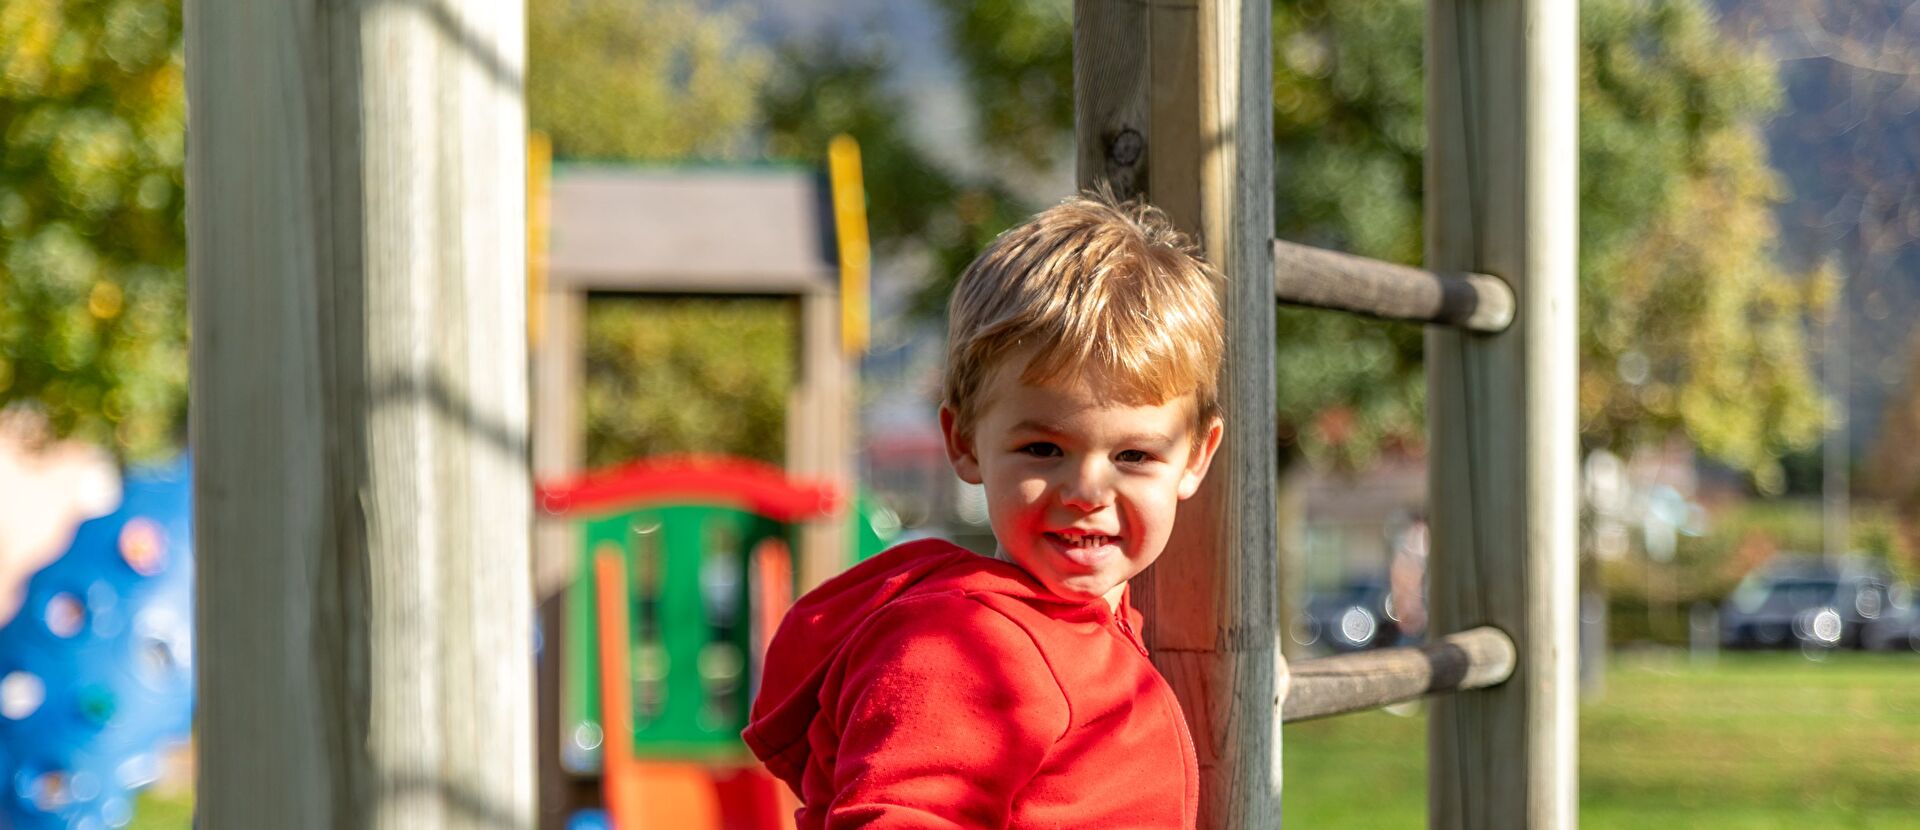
top-left (1057, 462), bottom-right (1115, 510)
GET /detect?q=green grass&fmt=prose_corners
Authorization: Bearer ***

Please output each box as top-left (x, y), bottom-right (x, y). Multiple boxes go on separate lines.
top-left (1285, 651), bottom-right (1920, 828)
top-left (124, 652), bottom-right (1920, 828)
top-left (130, 790), bottom-right (193, 829)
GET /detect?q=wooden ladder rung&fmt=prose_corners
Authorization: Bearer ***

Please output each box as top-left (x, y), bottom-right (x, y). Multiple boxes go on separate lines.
top-left (1282, 626), bottom-right (1517, 723)
top-left (1272, 239), bottom-right (1515, 332)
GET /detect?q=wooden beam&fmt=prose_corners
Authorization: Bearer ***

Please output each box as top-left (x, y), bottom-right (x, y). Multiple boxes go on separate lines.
top-left (788, 289), bottom-right (853, 591)
top-left (1075, 2), bottom-right (1279, 827)
top-left (1282, 627), bottom-right (1516, 723)
top-left (532, 288), bottom-right (587, 829)
top-left (1272, 239), bottom-right (1514, 332)
top-left (188, 2), bottom-right (534, 826)
top-left (532, 289), bottom-right (585, 599)
top-left (1425, 0), bottom-right (1580, 827)
top-left (547, 268), bottom-right (832, 297)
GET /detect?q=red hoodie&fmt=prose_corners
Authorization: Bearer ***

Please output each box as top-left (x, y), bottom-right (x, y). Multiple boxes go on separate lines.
top-left (744, 539), bottom-right (1199, 829)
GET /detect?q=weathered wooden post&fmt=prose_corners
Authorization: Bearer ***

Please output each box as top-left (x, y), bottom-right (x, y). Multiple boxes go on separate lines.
top-left (1425, 0), bottom-right (1580, 826)
top-left (1074, 1), bottom-right (1279, 827)
top-left (188, 3), bottom-right (534, 827)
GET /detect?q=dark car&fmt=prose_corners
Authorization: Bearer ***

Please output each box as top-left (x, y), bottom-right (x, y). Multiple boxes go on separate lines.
top-left (1860, 583), bottom-right (1920, 652)
top-left (1298, 578), bottom-right (1407, 653)
top-left (1720, 554), bottom-right (1895, 650)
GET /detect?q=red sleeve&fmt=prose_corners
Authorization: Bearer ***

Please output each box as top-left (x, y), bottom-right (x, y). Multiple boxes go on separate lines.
top-left (826, 594), bottom-right (1070, 829)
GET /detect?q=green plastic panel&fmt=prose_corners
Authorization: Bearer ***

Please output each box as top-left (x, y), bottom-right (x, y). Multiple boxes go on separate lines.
top-left (560, 494), bottom-right (899, 772)
top-left (563, 505), bottom-right (791, 765)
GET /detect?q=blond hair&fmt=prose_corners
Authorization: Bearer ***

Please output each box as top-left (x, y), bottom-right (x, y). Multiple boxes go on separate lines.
top-left (943, 192), bottom-right (1225, 439)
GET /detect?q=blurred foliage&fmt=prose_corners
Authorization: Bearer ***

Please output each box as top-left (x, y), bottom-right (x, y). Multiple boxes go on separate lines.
top-left (1870, 337), bottom-right (1920, 563)
top-left (529, 0), bottom-right (794, 465)
top-left (1869, 336), bottom-right (1920, 481)
top-left (581, 297), bottom-right (793, 467)
top-left (759, 40), bottom-right (1029, 321)
top-left (940, 0), bottom-right (1074, 172)
top-left (929, 0), bottom-right (1825, 481)
top-left (1576, 1), bottom-right (1826, 491)
top-left (0, 0), bottom-right (187, 460)
top-left (528, 0), bottom-right (766, 161)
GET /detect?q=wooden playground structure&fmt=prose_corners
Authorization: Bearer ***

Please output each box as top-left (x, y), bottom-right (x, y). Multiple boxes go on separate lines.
top-left (186, 0), bottom-right (1576, 827)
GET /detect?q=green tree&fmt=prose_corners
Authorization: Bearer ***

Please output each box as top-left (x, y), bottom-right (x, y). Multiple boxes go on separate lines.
top-left (931, 0), bottom-right (1825, 484)
top-left (528, 0), bottom-right (786, 465)
top-left (0, 0), bottom-right (187, 460)
top-left (581, 297), bottom-right (792, 467)
top-left (529, 0), bottom-right (766, 161)
top-left (759, 40), bottom-right (1029, 321)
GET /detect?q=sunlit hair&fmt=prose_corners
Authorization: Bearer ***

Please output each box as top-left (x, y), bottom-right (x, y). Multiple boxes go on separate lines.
top-left (943, 190), bottom-right (1225, 440)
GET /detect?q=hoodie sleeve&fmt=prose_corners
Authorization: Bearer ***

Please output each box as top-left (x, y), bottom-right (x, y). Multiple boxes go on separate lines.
top-left (826, 593), bottom-right (1070, 829)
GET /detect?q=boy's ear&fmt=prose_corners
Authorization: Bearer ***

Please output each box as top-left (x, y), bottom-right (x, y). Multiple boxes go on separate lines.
top-left (939, 405), bottom-right (984, 485)
top-left (1177, 416), bottom-right (1225, 500)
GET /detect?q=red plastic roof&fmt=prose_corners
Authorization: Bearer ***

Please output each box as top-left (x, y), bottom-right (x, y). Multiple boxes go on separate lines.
top-left (534, 455), bottom-right (841, 522)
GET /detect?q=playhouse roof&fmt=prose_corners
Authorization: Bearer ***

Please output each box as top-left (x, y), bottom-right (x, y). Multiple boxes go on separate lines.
top-left (546, 166), bottom-right (839, 296)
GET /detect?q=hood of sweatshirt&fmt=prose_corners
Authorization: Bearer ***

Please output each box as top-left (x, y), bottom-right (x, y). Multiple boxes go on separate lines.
top-left (741, 537), bottom-right (1126, 789)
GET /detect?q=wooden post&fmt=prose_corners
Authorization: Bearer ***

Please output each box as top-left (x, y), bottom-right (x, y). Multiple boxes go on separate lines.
top-left (1075, 2), bottom-right (1278, 827)
top-left (532, 290), bottom-right (585, 597)
top-left (532, 289), bottom-right (589, 828)
top-left (188, 3), bottom-right (534, 827)
top-left (788, 287), bottom-right (853, 591)
top-left (1425, 0), bottom-right (1579, 827)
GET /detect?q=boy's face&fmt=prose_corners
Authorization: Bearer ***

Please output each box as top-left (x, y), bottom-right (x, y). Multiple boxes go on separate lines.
top-left (940, 355), bottom-right (1223, 610)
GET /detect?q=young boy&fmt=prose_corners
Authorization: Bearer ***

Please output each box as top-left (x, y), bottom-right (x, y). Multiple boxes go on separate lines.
top-left (744, 193), bottom-right (1224, 829)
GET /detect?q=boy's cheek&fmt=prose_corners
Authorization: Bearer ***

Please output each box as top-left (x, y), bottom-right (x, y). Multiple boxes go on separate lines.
top-left (1013, 478), bottom-right (1051, 504)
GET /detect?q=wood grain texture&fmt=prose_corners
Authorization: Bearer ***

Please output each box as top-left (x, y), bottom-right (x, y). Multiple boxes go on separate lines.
top-left (1424, 0), bottom-right (1580, 827)
top-left (1076, 2), bottom-right (1279, 827)
top-left (1074, 0), bottom-right (1150, 202)
top-left (1283, 627), bottom-right (1516, 723)
top-left (1271, 239), bottom-right (1514, 332)
top-left (188, 2), bottom-right (534, 827)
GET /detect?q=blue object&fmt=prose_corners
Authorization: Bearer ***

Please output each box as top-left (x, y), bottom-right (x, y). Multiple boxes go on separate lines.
top-left (566, 809), bottom-right (612, 830)
top-left (0, 457), bottom-right (193, 829)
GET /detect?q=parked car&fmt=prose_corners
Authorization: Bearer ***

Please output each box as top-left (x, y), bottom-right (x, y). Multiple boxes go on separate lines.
top-left (1860, 583), bottom-right (1920, 652)
top-left (1720, 554), bottom-right (1894, 650)
top-left (1299, 578), bottom-right (1407, 653)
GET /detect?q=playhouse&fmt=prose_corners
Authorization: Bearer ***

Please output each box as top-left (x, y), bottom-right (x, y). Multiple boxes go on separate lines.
top-left (527, 142), bottom-right (878, 828)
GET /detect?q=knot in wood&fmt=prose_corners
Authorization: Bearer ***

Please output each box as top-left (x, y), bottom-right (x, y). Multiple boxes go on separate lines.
top-left (1109, 129), bottom-right (1143, 166)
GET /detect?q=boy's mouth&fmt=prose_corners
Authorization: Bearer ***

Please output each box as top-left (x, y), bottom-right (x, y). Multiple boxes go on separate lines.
top-left (1044, 531), bottom-right (1121, 566)
top-left (1047, 531), bottom-right (1117, 547)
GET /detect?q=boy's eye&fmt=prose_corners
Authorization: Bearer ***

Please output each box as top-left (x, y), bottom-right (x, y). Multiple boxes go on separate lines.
top-left (1116, 449), bottom-right (1153, 464)
top-left (1018, 442), bottom-right (1062, 458)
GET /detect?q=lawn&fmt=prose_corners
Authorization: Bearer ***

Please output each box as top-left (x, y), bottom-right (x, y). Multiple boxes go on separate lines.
top-left (1284, 651), bottom-right (1920, 828)
top-left (128, 652), bottom-right (1920, 828)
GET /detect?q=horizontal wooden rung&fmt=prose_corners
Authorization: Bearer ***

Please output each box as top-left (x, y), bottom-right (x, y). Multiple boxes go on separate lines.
top-left (1281, 626), bottom-right (1516, 723)
top-left (1271, 239), bottom-right (1514, 332)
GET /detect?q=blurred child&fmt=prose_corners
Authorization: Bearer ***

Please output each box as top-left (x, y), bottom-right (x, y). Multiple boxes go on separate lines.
top-left (0, 407), bottom-right (119, 625)
top-left (745, 193), bottom-right (1225, 828)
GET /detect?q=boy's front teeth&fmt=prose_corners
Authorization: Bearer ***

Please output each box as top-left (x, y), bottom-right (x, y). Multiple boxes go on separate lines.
top-left (1057, 533), bottom-right (1112, 547)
